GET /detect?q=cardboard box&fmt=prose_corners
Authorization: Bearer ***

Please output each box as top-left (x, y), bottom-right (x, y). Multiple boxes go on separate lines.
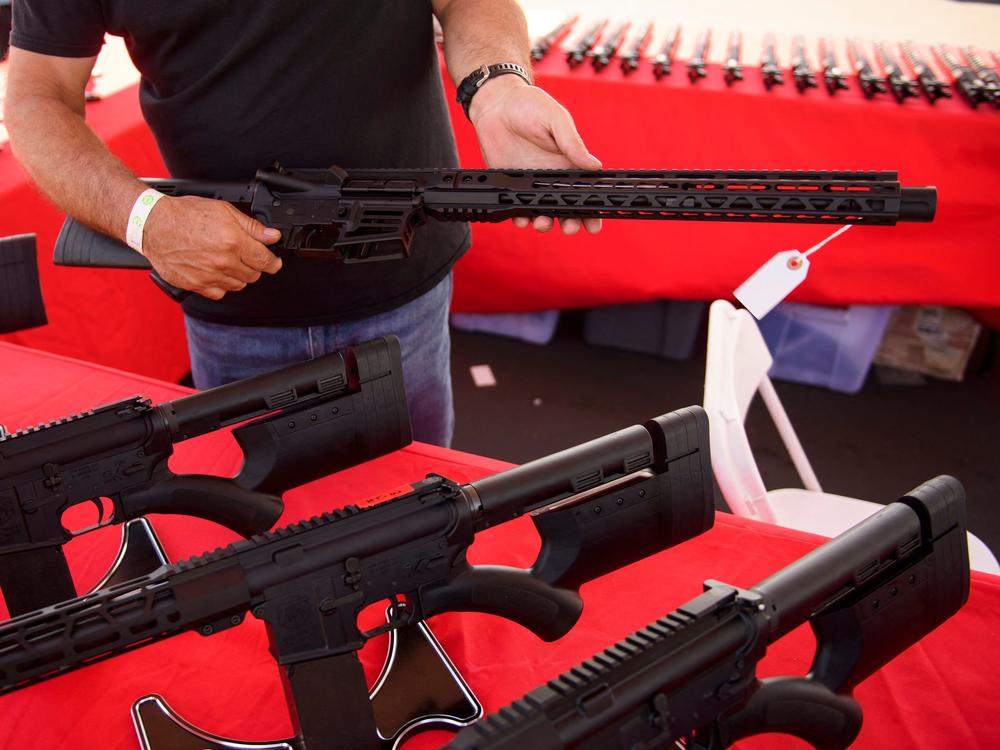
top-left (873, 306), bottom-right (981, 382)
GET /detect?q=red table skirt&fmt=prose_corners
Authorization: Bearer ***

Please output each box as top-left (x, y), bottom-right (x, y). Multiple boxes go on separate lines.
top-left (0, 342), bottom-right (997, 749)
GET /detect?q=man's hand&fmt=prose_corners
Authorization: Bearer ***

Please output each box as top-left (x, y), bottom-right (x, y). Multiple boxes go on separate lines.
top-left (470, 77), bottom-right (603, 236)
top-left (142, 196), bottom-right (283, 300)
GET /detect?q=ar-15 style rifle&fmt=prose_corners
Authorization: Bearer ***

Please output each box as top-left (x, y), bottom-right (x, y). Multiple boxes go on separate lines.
top-left (791, 35), bottom-right (818, 92)
top-left (445, 475), bottom-right (970, 750)
top-left (0, 234), bottom-right (46, 335)
top-left (566, 20), bottom-right (606, 68)
top-left (55, 167), bottom-right (938, 263)
top-left (962, 48), bottom-right (1000, 107)
top-left (0, 407), bottom-right (715, 750)
top-left (722, 31), bottom-right (743, 86)
top-left (651, 25), bottom-right (680, 79)
top-left (687, 29), bottom-right (710, 83)
top-left (0, 336), bottom-right (410, 616)
top-left (819, 37), bottom-right (850, 95)
top-left (847, 39), bottom-right (887, 98)
top-left (760, 34), bottom-right (784, 89)
top-left (590, 21), bottom-right (629, 71)
top-left (54, 167), bottom-right (938, 301)
top-left (900, 41), bottom-right (952, 103)
top-left (619, 21), bottom-right (653, 75)
top-left (875, 42), bottom-right (919, 103)
top-left (530, 15), bottom-right (578, 62)
top-left (933, 45), bottom-right (990, 108)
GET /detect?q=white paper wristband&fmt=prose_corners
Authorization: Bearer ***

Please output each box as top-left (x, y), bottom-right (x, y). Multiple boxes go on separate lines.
top-left (125, 188), bottom-right (166, 254)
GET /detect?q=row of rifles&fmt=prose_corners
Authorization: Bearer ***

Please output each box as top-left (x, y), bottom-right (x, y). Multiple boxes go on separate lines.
top-left (529, 16), bottom-right (1000, 109)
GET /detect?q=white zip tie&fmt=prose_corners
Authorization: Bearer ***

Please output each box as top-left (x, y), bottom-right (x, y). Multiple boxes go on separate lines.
top-left (802, 224), bottom-right (852, 259)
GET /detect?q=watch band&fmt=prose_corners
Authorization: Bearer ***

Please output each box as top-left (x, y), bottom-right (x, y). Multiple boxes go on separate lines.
top-left (456, 62), bottom-right (532, 120)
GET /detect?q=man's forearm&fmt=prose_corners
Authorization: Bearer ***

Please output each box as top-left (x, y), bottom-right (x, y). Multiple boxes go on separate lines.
top-left (5, 55), bottom-right (145, 241)
top-left (434, 0), bottom-right (533, 120)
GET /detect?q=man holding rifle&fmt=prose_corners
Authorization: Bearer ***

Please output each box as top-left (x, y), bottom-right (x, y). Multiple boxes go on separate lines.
top-left (4, 1), bottom-right (601, 446)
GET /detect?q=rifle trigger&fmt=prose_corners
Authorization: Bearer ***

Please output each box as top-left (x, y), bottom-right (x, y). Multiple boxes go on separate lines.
top-left (360, 597), bottom-right (412, 639)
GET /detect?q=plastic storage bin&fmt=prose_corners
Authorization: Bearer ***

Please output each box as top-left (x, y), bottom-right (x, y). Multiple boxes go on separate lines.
top-left (450, 310), bottom-right (561, 345)
top-left (757, 303), bottom-right (895, 394)
top-left (583, 300), bottom-right (706, 361)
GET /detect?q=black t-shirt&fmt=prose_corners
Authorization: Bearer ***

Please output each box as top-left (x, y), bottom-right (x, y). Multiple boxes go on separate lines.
top-left (12, 1), bottom-right (470, 326)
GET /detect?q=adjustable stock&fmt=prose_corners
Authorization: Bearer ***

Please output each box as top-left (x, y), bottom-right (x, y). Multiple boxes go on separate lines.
top-left (423, 408), bottom-right (713, 641)
top-left (808, 476), bottom-right (970, 694)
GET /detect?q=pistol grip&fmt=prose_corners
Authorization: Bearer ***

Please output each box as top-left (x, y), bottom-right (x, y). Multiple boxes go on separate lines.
top-left (717, 677), bottom-right (862, 750)
top-left (125, 475), bottom-right (284, 538)
top-left (421, 565), bottom-right (583, 641)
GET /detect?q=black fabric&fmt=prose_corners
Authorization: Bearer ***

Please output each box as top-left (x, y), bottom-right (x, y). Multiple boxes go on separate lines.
top-left (11, 0), bottom-right (470, 326)
top-left (1, 3), bottom-right (12, 61)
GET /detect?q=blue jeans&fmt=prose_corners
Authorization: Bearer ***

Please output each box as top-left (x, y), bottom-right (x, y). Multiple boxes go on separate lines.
top-left (185, 274), bottom-right (454, 446)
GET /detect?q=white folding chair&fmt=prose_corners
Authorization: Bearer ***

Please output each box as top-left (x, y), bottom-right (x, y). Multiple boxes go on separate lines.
top-left (703, 299), bottom-right (999, 574)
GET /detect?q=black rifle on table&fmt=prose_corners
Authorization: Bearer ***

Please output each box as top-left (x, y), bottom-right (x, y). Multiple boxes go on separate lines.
top-left (875, 42), bottom-right (919, 103)
top-left (0, 234), bottom-right (47, 335)
top-left (651, 25), bottom-right (680, 79)
top-left (962, 47), bottom-right (1000, 107)
top-left (760, 33), bottom-right (784, 89)
top-left (900, 41), bottom-right (952, 103)
top-left (933, 45), bottom-right (990, 108)
top-left (530, 15), bottom-right (578, 62)
top-left (590, 21), bottom-right (629, 72)
top-left (445, 475), bottom-right (970, 750)
top-left (722, 31), bottom-right (743, 86)
top-left (619, 21), bottom-right (653, 75)
top-left (566, 20), bottom-right (606, 68)
top-left (791, 35), bottom-right (818, 92)
top-left (819, 37), bottom-right (850, 95)
top-left (0, 336), bottom-right (410, 616)
top-left (0, 407), bottom-right (715, 750)
top-left (687, 29), bottom-right (710, 83)
top-left (53, 167), bottom-right (938, 303)
top-left (847, 40), bottom-right (887, 99)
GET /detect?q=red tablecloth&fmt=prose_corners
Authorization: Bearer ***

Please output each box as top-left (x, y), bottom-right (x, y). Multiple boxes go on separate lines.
top-left (3, 52), bottom-right (1000, 380)
top-left (0, 342), bottom-right (997, 749)
top-left (0, 91), bottom-right (186, 381)
top-left (448, 56), bottom-right (1000, 315)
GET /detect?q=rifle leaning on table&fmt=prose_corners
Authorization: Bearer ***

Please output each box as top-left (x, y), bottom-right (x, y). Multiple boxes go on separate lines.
top-left (445, 475), bottom-right (970, 750)
top-left (53, 166), bottom-right (937, 301)
top-left (0, 407), bottom-right (714, 750)
top-left (0, 336), bottom-right (410, 616)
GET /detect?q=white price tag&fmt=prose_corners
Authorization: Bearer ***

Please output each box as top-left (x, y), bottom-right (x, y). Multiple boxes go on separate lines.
top-left (734, 250), bottom-right (810, 320)
top-left (734, 225), bottom-right (852, 320)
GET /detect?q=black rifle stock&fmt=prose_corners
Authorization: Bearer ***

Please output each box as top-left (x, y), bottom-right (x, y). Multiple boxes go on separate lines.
top-left (0, 336), bottom-right (410, 616)
top-left (0, 407), bottom-right (714, 750)
top-left (444, 475), bottom-right (970, 750)
top-left (53, 167), bottom-right (938, 301)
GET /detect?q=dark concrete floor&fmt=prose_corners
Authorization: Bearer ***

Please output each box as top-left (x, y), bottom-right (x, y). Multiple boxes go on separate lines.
top-left (450, 313), bottom-right (1000, 558)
